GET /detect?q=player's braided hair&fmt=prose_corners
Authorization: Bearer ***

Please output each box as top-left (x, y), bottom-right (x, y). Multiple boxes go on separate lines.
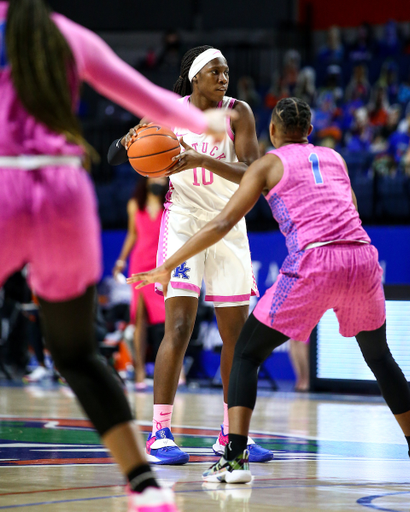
top-left (272, 97), bottom-right (312, 136)
top-left (6, 0), bottom-right (97, 164)
top-left (173, 45), bottom-right (213, 97)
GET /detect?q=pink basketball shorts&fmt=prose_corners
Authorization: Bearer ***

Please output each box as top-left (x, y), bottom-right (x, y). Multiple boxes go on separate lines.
top-left (0, 166), bottom-right (102, 302)
top-left (253, 243), bottom-right (386, 342)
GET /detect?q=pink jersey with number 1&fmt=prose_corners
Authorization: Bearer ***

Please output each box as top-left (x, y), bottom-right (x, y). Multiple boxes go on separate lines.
top-left (265, 143), bottom-right (370, 253)
top-left (252, 143), bottom-right (385, 342)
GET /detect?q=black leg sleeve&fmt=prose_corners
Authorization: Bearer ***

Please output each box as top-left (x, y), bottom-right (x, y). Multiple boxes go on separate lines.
top-left (356, 322), bottom-right (410, 415)
top-left (228, 313), bottom-right (289, 410)
top-left (38, 286), bottom-right (133, 437)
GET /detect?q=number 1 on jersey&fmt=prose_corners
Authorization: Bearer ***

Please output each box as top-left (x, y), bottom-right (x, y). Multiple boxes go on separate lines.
top-left (308, 153), bottom-right (324, 185)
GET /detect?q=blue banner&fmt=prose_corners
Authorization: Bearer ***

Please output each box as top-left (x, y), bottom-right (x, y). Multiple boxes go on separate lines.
top-left (247, 226), bottom-right (410, 295)
top-left (100, 226), bottom-right (410, 383)
top-left (101, 225), bottom-right (410, 287)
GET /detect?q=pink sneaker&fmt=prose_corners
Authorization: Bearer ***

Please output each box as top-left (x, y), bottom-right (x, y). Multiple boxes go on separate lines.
top-left (128, 486), bottom-right (180, 512)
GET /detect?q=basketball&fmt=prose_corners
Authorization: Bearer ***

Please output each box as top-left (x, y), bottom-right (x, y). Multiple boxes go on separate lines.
top-left (127, 124), bottom-right (181, 177)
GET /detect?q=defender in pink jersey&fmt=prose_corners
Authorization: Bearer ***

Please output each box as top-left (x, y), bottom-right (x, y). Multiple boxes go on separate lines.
top-left (0, 1), bottom-right (234, 510)
top-left (129, 97), bottom-right (410, 483)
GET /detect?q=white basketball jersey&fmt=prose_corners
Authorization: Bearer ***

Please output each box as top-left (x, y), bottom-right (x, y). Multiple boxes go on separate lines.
top-left (168, 95), bottom-right (238, 215)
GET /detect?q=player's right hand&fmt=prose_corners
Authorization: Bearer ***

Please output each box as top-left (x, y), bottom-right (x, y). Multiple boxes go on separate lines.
top-left (121, 122), bottom-right (149, 150)
top-left (203, 108), bottom-right (239, 142)
top-left (127, 265), bottom-right (172, 298)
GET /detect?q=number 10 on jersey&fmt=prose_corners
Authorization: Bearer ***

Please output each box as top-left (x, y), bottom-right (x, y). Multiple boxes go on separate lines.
top-left (193, 168), bottom-right (214, 186)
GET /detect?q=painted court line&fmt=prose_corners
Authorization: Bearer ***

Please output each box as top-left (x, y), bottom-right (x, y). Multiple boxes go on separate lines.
top-left (1, 483), bottom-right (410, 510)
top-left (0, 485), bottom-right (120, 497)
top-left (357, 491), bottom-right (410, 511)
top-left (0, 495), bottom-right (126, 510)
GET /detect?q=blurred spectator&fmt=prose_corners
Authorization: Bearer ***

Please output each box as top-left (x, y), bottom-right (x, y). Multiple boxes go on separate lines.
top-left (316, 126), bottom-right (343, 150)
top-left (398, 73), bottom-right (410, 108)
top-left (380, 104), bottom-right (401, 138)
top-left (398, 102), bottom-right (410, 133)
top-left (348, 23), bottom-right (374, 62)
top-left (317, 25), bottom-right (344, 65)
top-left (376, 60), bottom-right (399, 104)
top-left (137, 30), bottom-right (182, 90)
top-left (402, 147), bottom-right (410, 176)
top-left (370, 104), bottom-right (402, 154)
top-left (264, 72), bottom-right (289, 110)
top-left (318, 65), bottom-right (344, 106)
top-left (137, 30), bottom-right (181, 73)
top-left (341, 95), bottom-right (365, 132)
top-left (368, 85), bottom-right (389, 128)
top-left (402, 22), bottom-right (410, 54)
top-left (113, 177), bottom-right (168, 389)
top-left (345, 107), bottom-right (374, 152)
top-left (155, 30), bottom-right (182, 74)
top-left (294, 66), bottom-right (316, 106)
top-left (378, 20), bottom-right (401, 58)
top-left (345, 64), bottom-right (370, 103)
top-left (313, 86), bottom-right (343, 139)
top-left (281, 49), bottom-right (301, 96)
top-left (237, 75), bottom-right (261, 110)
top-left (388, 122), bottom-right (410, 165)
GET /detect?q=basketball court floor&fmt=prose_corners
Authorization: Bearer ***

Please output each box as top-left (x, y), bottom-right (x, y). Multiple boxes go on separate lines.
top-left (0, 382), bottom-right (409, 511)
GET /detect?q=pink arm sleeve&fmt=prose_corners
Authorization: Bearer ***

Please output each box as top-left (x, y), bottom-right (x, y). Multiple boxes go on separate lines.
top-left (53, 14), bottom-right (207, 134)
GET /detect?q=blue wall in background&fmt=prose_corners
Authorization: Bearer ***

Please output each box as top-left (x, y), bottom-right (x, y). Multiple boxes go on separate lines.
top-left (102, 225), bottom-right (410, 285)
top-left (101, 225), bottom-right (410, 383)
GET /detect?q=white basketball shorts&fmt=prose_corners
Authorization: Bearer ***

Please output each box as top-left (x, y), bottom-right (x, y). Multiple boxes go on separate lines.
top-left (156, 209), bottom-right (258, 306)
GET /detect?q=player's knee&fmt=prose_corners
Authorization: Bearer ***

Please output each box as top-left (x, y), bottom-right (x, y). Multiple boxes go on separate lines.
top-left (357, 337), bottom-right (389, 366)
top-left (358, 337), bottom-right (393, 374)
top-left (164, 318), bottom-right (193, 348)
top-left (233, 343), bottom-right (264, 369)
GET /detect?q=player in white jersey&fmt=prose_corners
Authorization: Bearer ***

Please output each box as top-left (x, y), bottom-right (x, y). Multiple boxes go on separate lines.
top-left (109, 46), bottom-right (272, 464)
top-left (148, 45), bottom-right (274, 465)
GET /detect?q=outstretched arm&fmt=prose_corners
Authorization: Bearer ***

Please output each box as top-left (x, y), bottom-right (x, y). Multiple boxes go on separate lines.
top-left (127, 154), bottom-right (277, 292)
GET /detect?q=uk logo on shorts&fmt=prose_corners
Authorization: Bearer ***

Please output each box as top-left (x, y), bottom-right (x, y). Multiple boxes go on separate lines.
top-left (173, 262), bottom-right (190, 279)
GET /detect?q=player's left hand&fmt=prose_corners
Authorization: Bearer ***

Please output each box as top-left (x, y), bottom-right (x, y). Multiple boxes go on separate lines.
top-left (166, 138), bottom-right (203, 176)
top-left (126, 265), bottom-right (172, 297)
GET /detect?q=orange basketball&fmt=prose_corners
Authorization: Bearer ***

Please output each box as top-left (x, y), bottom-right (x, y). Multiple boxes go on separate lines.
top-left (127, 124), bottom-right (181, 177)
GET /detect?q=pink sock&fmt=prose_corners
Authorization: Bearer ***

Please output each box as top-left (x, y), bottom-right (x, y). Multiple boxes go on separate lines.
top-left (152, 404), bottom-right (173, 434)
top-left (223, 402), bottom-right (229, 434)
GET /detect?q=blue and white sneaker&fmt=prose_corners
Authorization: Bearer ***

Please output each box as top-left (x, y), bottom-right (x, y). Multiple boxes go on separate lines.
top-left (212, 425), bottom-right (273, 463)
top-left (202, 449), bottom-right (252, 483)
top-left (146, 427), bottom-right (189, 465)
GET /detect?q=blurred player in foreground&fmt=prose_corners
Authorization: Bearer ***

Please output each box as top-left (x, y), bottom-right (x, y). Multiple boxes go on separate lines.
top-left (129, 97), bottom-right (410, 483)
top-left (0, 1), bottom-right (233, 510)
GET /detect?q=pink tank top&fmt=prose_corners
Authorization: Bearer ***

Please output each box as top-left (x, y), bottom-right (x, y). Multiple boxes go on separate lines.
top-left (128, 208), bottom-right (162, 275)
top-left (266, 143), bottom-right (370, 254)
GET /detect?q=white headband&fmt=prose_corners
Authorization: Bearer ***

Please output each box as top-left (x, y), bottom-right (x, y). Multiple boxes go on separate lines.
top-left (188, 48), bottom-right (225, 82)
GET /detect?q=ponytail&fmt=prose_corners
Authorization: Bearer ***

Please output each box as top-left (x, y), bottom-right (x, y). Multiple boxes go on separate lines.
top-left (6, 0), bottom-right (97, 163)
